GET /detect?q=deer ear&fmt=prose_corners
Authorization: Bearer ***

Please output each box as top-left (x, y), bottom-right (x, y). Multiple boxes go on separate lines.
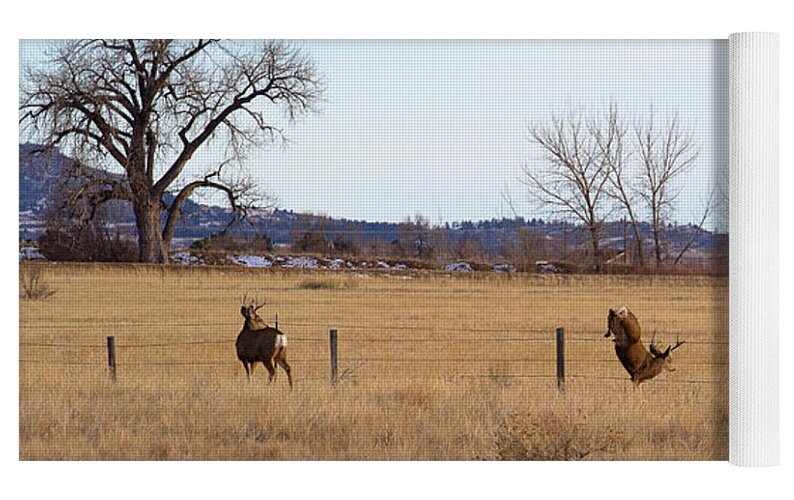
top-left (664, 346), bottom-right (672, 357)
top-left (240, 306), bottom-right (249, 318)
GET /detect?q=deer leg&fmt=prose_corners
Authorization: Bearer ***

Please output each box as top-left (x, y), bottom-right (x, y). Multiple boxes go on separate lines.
top-left (264, 359), bottom-right (276, 383)
top-left (271, 355), bottom-right (278, 382)
top-left (277, 352), bottom-right (293, 389)
top-left (241, 361), bottom-right (251, 382)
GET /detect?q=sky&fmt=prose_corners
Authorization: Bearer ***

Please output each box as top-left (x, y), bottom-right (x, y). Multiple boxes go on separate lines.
top-left (19, 39), bottom-right (728, 231)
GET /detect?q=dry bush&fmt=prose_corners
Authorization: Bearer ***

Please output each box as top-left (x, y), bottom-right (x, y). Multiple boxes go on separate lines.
top-left (19, 265), bottom-right (56, 300)
top-left (297, 278), bottom-right (357, 290)
top-left (495, 412), bottom-right (622, 460)
top-left (190, 233), bottom-right (274, 253)
top-left (39, 220), bottom-right (137, 262)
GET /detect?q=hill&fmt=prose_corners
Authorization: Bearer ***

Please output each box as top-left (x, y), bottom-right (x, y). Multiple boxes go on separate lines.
top-left (19, 144), bottom-right (726, 264)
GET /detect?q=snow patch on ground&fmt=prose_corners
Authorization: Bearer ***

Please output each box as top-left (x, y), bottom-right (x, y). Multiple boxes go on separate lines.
top-left (445, 262), bottom-right (473, 272)
top-left (493, 263), bottom-right (516, 273)
top-left (228, 255), bottom-right (272, 268)
top-left (19, 247), bottom-right (45, 261)
top-left (171, 251), bottom-right (203, 265)
top-left (282, 256), bottom-right (320, 269)
top-left (325, 258), bottom-right (346, 269)
top-left (535, 261), bottom-right (562, 273)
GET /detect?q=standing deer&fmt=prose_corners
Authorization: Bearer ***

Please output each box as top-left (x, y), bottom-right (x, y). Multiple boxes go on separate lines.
top-left (236, 293), bottom-right (292, 388)
top-left (603, 307), bottom-right (685, 385)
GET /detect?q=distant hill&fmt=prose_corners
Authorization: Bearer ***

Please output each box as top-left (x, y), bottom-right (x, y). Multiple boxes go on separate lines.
top-left (19, 143), bottom-right (231, 241)
top-left (18, 144), bottom-right (726, 260)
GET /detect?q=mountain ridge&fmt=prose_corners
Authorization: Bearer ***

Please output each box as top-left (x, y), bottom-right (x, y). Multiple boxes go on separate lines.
top-left (18, 144), bottom-right (726, 259)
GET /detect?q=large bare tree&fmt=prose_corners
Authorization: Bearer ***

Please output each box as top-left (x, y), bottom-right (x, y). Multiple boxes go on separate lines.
top-left (592, 104), bottom-right (645, 267)
top-left (523, 114), bottom-right (612, 271)
top-left (20, 39), bottom-right (323, 263)
top-left (634, 115), bottom-right (698, 266)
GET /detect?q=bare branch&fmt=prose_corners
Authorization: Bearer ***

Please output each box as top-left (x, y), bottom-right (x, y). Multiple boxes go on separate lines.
top-left (673, 189), bottom-right (713, 266)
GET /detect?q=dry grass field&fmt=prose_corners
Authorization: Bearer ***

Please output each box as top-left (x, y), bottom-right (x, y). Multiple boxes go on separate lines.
top-left (19, 262), bottom-right (728, 460)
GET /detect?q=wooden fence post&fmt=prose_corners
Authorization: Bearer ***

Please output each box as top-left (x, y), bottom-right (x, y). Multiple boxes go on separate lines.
top-left (106, 336), bottom-right (116, 382)
top-left (556, 327), bottom-right (565, 392)
top-left (330, 329), bottom-right (338, 384)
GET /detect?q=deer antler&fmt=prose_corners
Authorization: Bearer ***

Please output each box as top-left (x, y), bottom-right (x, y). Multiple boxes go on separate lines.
top-left (669, 336), bottom-right (686, 352)
top-left (253, 292), bottom-right (266, 312)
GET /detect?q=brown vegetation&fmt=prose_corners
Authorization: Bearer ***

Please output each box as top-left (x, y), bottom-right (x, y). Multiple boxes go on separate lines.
top-left (19, 265), bottom-right (56, 300)
top-left (19, 263), bottom-right (727, 460)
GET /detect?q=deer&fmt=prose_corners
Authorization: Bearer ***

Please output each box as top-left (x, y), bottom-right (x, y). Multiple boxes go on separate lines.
top-left (603, 307), bottom-right (685, 385)
top-left (235, 293), bottom-right (292, 388)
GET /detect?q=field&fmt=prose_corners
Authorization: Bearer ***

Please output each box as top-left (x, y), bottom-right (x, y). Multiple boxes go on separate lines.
top-left (19, 262), bottom-right (728, 460)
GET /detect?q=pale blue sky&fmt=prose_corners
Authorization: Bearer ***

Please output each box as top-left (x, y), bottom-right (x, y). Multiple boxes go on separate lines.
top-left (19, 39), bottom-right (728, 230)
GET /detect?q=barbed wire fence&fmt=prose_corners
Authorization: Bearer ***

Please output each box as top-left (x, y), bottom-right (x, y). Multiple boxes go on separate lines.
top-left (19, 319), bottom-right (728, 388)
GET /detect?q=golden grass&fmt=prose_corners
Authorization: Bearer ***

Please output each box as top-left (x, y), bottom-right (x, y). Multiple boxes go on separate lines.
top-left (19, 262), bottom-right (728, 460)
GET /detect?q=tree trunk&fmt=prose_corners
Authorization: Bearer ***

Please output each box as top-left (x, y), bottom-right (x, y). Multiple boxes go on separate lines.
top-left (589, 225), bottom-right (602, 272)
top-left (652, 224), bottom-right (662, 266)
top-left (631, 224), bottom-right (644, 267)
top-left (135, 201), bottom-right (167, 263)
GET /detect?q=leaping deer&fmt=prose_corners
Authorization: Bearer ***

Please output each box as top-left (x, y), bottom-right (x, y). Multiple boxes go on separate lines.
top-left (604, 307), bottom-right (685, 385)
top-left (236, 293), bottom-right (292, 388)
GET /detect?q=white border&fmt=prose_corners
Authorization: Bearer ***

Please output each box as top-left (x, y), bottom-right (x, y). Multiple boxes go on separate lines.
top-left (3, 1), bottom-right (792, 499)
top-left (729, 32), bottom-right (779, 466)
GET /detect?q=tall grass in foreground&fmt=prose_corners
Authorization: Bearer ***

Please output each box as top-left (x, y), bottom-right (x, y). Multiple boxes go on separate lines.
top-left (19, 366), bottom-right (726, 460)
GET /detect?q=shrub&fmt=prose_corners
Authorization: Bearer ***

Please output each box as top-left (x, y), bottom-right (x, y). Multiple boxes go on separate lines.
top-left (296, 279), bottom-right (357, 290)
top-left (19, 265), bottom-right (56, 300)
top-left (495, 412), bottom-right (622, 461)
top-left (39, 220), bottom-right (137, 262)
top-left (292, 231), bottom-right (330, 253)
top-left (190, 233), bottom-right (273, 253)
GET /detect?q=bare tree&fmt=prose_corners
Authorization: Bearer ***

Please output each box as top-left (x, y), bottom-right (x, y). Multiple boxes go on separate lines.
top-left (20, 40), bottom-right (323, 263)
top-left (672, 189), bottom-right (714, 267)
top-left (592, 104), bottom-right (645, 267)
top-left (398, 215), bottom-right (435, 260)
top-left (634, 114), bottom-right (698, 266)
top-left (523, 114), bottom-right (612, 271)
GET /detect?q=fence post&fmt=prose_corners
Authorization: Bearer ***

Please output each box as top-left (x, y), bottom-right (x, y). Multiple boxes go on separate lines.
top-left (330, 329), bottom-right (338, 385)
top-left (275, 313), bottom-right (279, 330)
top-left (106, 336), bottom-right (116, 382)
top-left (555, 327), bottom-right (565, 392)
